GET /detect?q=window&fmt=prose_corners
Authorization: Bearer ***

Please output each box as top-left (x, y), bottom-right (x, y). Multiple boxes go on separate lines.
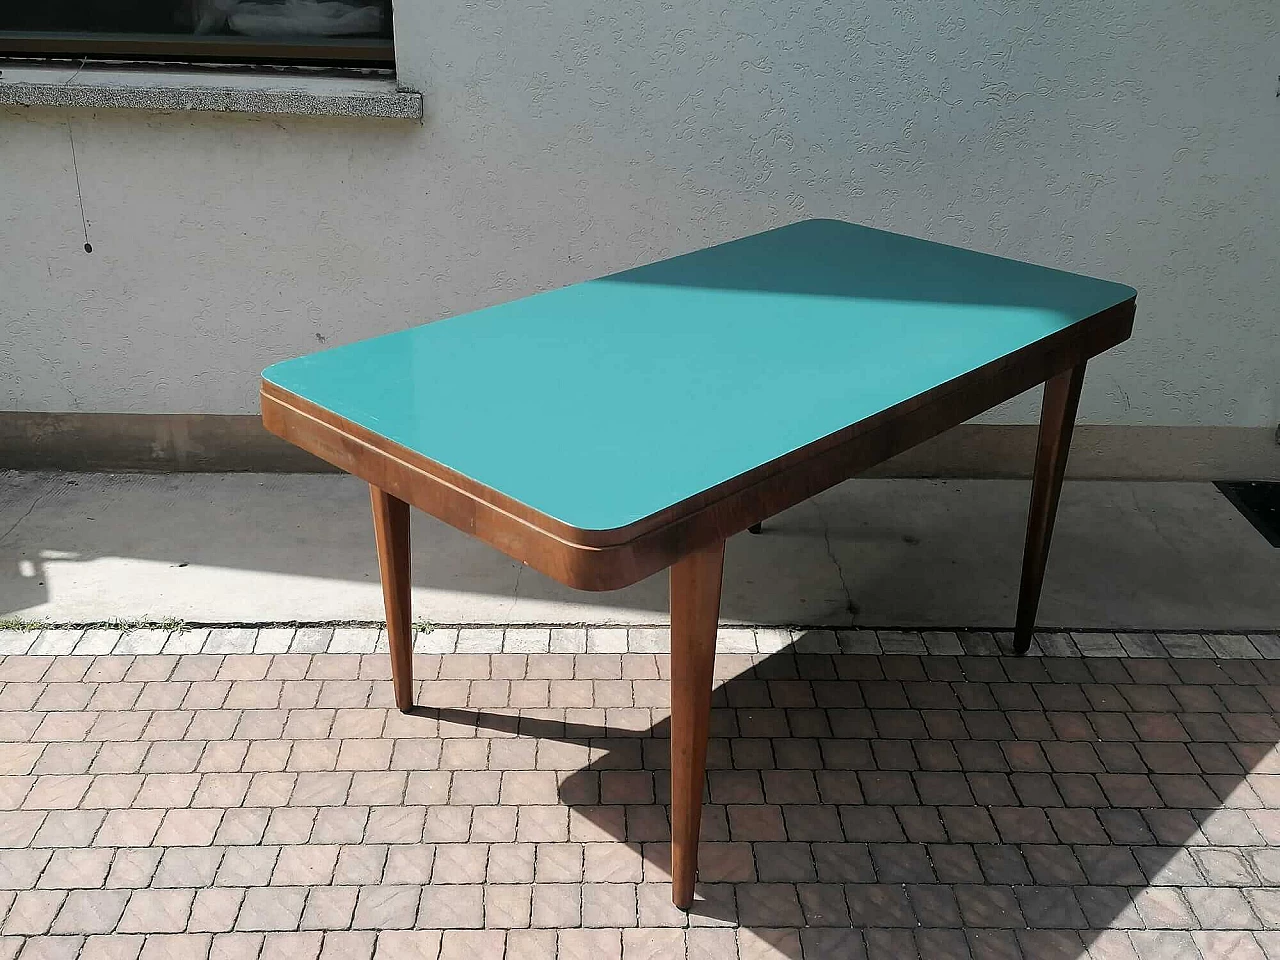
top-left (0, 1), bottom-right (393, 67)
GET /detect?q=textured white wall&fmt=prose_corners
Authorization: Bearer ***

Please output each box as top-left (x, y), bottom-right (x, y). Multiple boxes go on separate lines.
top-left (2, 0), bottom-right (1277, 425)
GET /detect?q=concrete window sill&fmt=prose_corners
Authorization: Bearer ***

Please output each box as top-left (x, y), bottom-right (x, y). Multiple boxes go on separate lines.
top-left (0, 64), bottom-right (422, 119)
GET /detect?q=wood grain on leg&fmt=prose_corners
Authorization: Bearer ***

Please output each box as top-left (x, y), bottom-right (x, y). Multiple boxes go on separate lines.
top-left (371, 485), bottom-right (414, 712)
top-left (1014, 364), bottom-right (1086, 655)
top-left (669, 541), bottom-right (725, 910)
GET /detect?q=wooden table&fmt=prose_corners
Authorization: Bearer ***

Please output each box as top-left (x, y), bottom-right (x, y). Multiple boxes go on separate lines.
top-left (261, 218), bottom-right (1136, 908)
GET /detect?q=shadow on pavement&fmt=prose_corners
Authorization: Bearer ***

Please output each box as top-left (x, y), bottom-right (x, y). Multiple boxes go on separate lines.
top-left (416, 632), bottom-right (1280, 958)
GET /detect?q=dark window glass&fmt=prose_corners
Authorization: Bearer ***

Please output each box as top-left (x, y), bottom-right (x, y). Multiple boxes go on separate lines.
top-left (0, 0), bottom-right (393, 66)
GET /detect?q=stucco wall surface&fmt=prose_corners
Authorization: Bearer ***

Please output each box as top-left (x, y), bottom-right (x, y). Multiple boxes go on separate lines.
top-left (2, 0), bottom-right (1277, 425)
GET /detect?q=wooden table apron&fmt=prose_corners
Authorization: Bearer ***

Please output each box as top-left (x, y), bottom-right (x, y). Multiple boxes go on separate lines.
top-left (261, 228), bottom-right (1135, 911)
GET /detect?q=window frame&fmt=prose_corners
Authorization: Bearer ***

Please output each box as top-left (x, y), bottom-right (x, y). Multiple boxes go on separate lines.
top-left (0, 5), bottom-right (394, 69)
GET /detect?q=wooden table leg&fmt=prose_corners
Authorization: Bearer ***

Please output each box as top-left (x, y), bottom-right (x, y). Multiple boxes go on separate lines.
top-left (1014, 364), bottom-right (1086, 655)
top-left (370, 485), bottom-right (414, 712)
top-left (669, 541), bottom-right (725, 910)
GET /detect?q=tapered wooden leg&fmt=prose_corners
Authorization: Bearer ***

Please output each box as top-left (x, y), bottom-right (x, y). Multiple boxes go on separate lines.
top-left (669, 541), bottom-right (725, 910)
top-left (370, 485), bottom-right (414, 712)
top-left (1015, 364), bottom-right (1086, 655)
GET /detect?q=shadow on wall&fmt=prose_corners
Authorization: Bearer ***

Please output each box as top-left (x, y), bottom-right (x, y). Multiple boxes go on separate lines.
top-left (413, 633), bottom-right (1280, 958)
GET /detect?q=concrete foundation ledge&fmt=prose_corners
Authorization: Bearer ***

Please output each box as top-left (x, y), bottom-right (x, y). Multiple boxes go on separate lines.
top-left (0, 412), bottom-right (332, 472)
top-left (1, 412), bottom-right (1277, 480)
top-left (0, 65), bottom-right (422, 120)
top-left (874, 422), bottom-right (1280, 481)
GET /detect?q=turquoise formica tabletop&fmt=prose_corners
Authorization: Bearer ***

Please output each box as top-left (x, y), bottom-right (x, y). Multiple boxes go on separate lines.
top-left (263, 219), bottom-right (1135, 533)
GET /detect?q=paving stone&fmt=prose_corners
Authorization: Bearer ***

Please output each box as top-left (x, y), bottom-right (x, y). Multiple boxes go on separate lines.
top-left (161, 629), bottom-right (208, 654)
top-left (297, 887), bottom-right (356, 932)
top-left (586, 628), bottom-right (628, 653)
top-left (1071, 632), bottom-right (1126, 656)
top-left (581, 883), bottom-right (637, 927)
top-left (1158, 633), bottom-right (1216, 657)
top-left (37, 848), bottom-right (110, 888)
top-left (526, 883), bottom-right (579, 928)
top-left (1207, 634), bottom-right (1263, 659)
top-left (252, 629), bottom-right (295, 654)
top-left (117, 890), bottom-right (195, 934)
top-left (1193, 930), bottom-right (1266, 960)
top-left (73, 630), bottom-right (123, 655)
top-left (30, 630), bottom-right (84, 655)
top-left (187, 888), bottom-right (244, 934)
top-left (48, 889), bottom-right (130, 935)
top-left (846, 884), bottom-right (915, 928)
top-left (438, 930), bottom-right (506, 960)
top-left (314, 931), bottom-right (371, 960)
top-left (329, 629), bottom-right (379, 654)
top-left (794, 630), bottom-right (839, 654)
top-left (206, 932), bottom-right (261, 959)
top-left (684, 927), bottom-right (736, 960)
top-left (353, 885), bottom-right (420, 930)
top-left (954, 631), bottom-right (999, 655)
top-left (372, 930), bottom-right (443, 959)
top-left (1114, 632), bottom-right (1164, 657)
top-left (754, 628), bottom-right (795, 654)
top-left (1129, 930), bottom-right (1202, 960)
top-left (1185, 886), bottom-right (1263, 929)
top-left (133, 934), bottom-right (212, 960)
top-left (290, 628), bottom-right (333, 653)
top-left (954, 884), bottom-right (1024, 928)
top-left (922, 631), bottom-right (964, 655)
top-left (548, 628), bottom-right (587, 653)
top-left (1037, 632), bottom-right (1080, 656)
top-left (1134, 886), bottom-right (1198, 928)
top-left (0, 637), bottom-right (1276, 956)
top-left (504, 628), bottom-right (551, 654)
top-left (1188, 849), bottom-right (1247, 886)
top-left (0, 631), bottom-right (38, 655)
top-left (876, 631), bottom-right (926, 654)
top-left (558, 929), bottom-right (622, 960)
top-left (79, 934), bottom-right (145, 960)
top-left (419, 885), bottom-right (483, 929)
top-left (235, 887), bottom-right (306, 931)
top-left (205, 629), bottom-right (258, 655)
top-left (4, 890), bottom-right (65, 935)
top-left (1248, 634), bottom-right (1280, 658)
top-left (259, 931), bottom-right (322, 960)
top-left (152, 848), bottom-right (223, 889)
top-left (625, 629), bottom-right (667, 654)
top-left (1017, 930), bottom-right (1087, 959)
top-left (456, 629), bottom-right (503, 654)
top-left (409, 628), bottom-right (454, 654)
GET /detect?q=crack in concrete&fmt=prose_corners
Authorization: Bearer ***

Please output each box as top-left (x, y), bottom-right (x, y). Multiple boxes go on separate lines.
top-left (506, 562), bottom-right (525, 618)
top-left (1127, 483), bottom-right (1183, 555)
top-left (0, 478), bottom-right (57, 549)
top-left (814, 496), bottom-right (858, 626)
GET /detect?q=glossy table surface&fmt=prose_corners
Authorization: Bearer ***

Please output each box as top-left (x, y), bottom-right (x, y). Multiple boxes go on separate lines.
top-left (264, 219), bottom-right (1135, 533)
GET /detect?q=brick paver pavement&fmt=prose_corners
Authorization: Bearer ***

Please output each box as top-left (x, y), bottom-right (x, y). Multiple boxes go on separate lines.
top-left (0, 627), bottom-right (1278, 958)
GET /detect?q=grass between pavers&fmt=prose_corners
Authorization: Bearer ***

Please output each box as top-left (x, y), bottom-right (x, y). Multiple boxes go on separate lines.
top-left (0, 615), bottom-right (189, 633)
top-left (2, 619), bottom-right (1274, 632)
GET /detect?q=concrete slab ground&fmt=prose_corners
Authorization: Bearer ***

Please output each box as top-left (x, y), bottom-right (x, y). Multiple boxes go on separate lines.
top-left (0, 471), bottom-right (1276, 630)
